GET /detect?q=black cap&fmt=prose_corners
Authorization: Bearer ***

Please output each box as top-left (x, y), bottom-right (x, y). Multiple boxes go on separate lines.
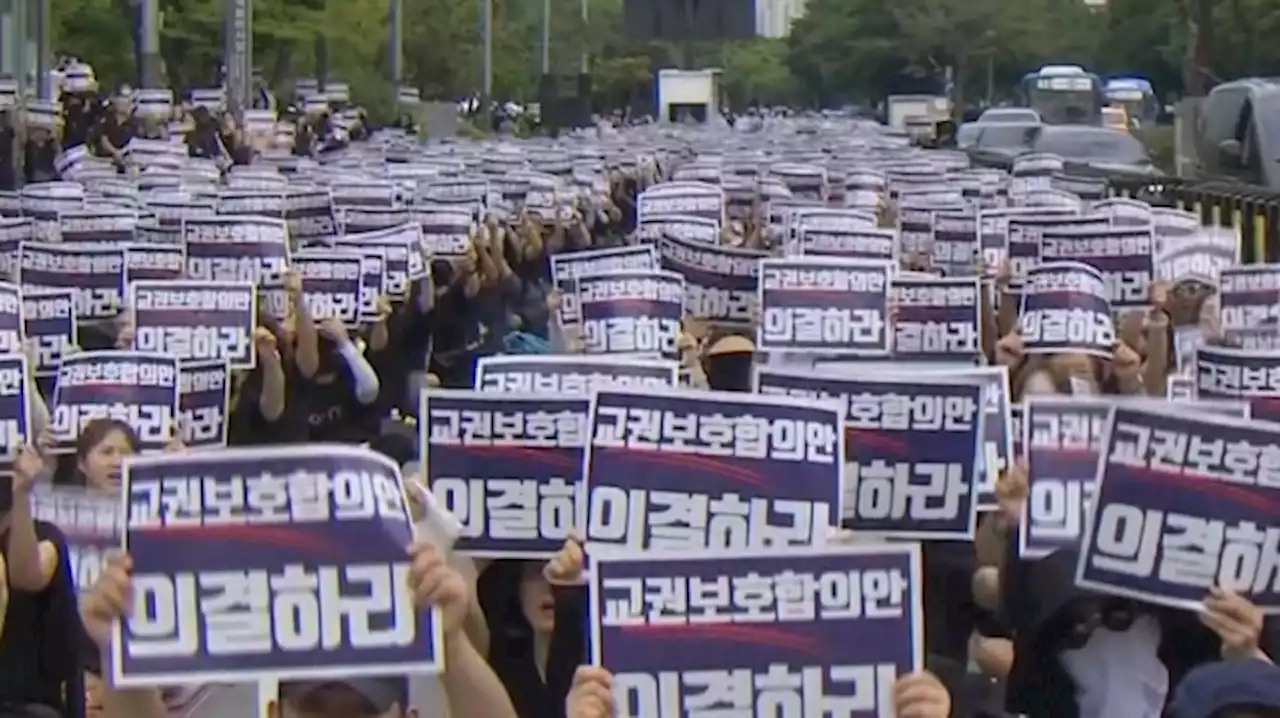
top-left (279, 677), bottom-right (408, 714)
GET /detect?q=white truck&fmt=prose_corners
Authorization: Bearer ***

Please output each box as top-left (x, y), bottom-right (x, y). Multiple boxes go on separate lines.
top-left (886, 94), bottom-right (951, 132)
top-left (656, 69), bottom-right (722, 123)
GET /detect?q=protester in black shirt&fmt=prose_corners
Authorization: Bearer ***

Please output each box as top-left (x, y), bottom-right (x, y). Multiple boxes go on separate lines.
top-left (218, 112), bottom-right (252, 166)
top-left (0, 442), bottom-right (83, 718)
top-left (22, 104), bottom-right (62, 185)
top-left (227, 325), bottom-right (304, 445)
top-left (94, 95), bottom-right (134, 170)
top-left (59, 93), bottom-right (99, 151)
top-left (184, 107), bottom-right (223, 159)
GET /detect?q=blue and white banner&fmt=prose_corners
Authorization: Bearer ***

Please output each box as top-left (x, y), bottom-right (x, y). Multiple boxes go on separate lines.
top-left (126, 244), bottom-right (186, 283)
top-left (583, 388), bottom-right (843, 550)
top-left (1019, 261), bottom-right (1116, 357)
top-left (423, 390), bottom-right (585, 558)
top-left (799, 227), bottom-right (896, 263)
top-left (1040, 226), bottom-right (1153, 310)
top-left (636, 183), bottom-right (725, 225)
top-left (130, 280), bottom-right (257, 369)
top-left (178, 360), bottom-right (230, 450)
top-left (1218, 265), bottom-right (1280, 350)
top-left (550, 246), bottom-right (658, 326)
top-left (0, 353), bottom-right (31, 456)
top-left (658, 233), bottom-right (764, 325)
top-left (590, 545), bottom-right (924, 718)
top-left (30, 485), bottom-right (120, 592)
top-left (757, 368), bottom-right (982, 539)
top-left (1195, 345), bottom-right (1280, 422)
top-left (50, 351), bottom-right (179, 452)
top-left (21, 289), bottom-right (75, 378)
top-left (577, 270), bottom-right (684, 360)
top-left (289, 252), bottom-right (363, 325)
top-left (113, 445), bottom-right (439, 686)
top-left (889, 276), bottom-right (981, 363)
top-left (0, 282), bottom-right (21, 355)
top-left (1020, 397), bottom-right (1108, 558)
top-left (334, 223), bottom-right (427, 297)
top-left (474, 355), bottom-right (679, 395)
top-left (1077, 405), bottom-right (1280, 612)
top-left (182, 216), bottom-right (291, 285)
top-left (757, 258), bottom-right (891, 354)
top-left (931, 210), bottom-right (978, 274)
top-left (21, 241), bottom-right (127, 319)
top-left (1007, 215), bottom-right (1109, 279)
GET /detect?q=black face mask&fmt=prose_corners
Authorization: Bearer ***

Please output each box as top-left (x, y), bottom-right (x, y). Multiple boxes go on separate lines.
top-left (703, 352), bottom-right (754, 392)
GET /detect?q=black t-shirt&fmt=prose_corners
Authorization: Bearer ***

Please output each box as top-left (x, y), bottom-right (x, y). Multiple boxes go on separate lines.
top-left (367, 297), bottom-right (434, 418)
top-left (61, 96), bottom-right (99, 150)
top-left (226, 363), bottom-right (309, 445)
top-left (24, 141), bottom-right (59, 184)
top-left (0, 520), bottom-right (83, 715)
top-left (294, 346), bottom-right (372, 443)
top-left (96, 113), bottom-right (135, 155)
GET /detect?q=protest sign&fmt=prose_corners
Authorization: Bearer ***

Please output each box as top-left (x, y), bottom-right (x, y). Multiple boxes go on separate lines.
top-left (888, 276), bottom-right (982, 364)
top-left (1040, 226), bottom-right (1154, 310)
top-left (590, 544), bottom-right (923, 718)
top-left (576, 270), bottom-right (684, 360)
top-left (657, 233), bottom-right (765, 326)
top-left (1006, 215), bottom-right (1109, 278)
top-left (423, 390), bottom-right (585, 557)
top-left (1077, 405), bottom-right (1280, 613)
top-left (1020, 397), bottom-right (1108, 558)
top-left (0, 353), bottom-right (30, 457)
top-left (21, 288), bottom-right (75, 378)
top-left (130, 280), bottom-right (257, 369)
top-left (550, 246), bottom-right (658, 327)
top-left (931, 210), bottom-right (978, 274)
top-left (1218, 265), bottom-right (1280, 350)
top-left (182, 216), bottom-right (291, 285)
top-left (284, 252), bottom-right (364, 326)
top-left (49, 351), bottom-right (180, 452)
top-left (636, 183), bottom-right (725, 226)
top-left (799, 227), bottom-right (896, 263)
top-left (178, 360), bottom-right (230, 449)
top-left (757, 258), bottom-right (891, 355)
top-left (126, 244), bottom-right (186, 282)
top-left (30, 485), bottom-right (119, 591)
top-left (113, 445), bottom-right (440, 686)
top-left (0, 282), bottom-right (19, 356)
top-left (21, 241), bottom-right (127, 320)
top-left (334, 224), bottom-right (428, 298)
top-left (474, 355), bottom-right (679, 394)
top-left (1195, 345), bottom-right (1280, 421)
top-left (1019, 261), bottom-right (1116, 357)
top-left (583, 387), bottom-right (843, 551)
top-left (757, 368), bottom-right (983, 539)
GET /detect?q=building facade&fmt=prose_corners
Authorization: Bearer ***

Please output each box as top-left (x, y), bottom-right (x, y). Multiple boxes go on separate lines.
top-left (756, 0), bottom-right (807, 38)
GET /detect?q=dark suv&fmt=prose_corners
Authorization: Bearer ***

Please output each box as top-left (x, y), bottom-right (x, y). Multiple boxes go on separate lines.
top-left (1194, 78), bottom-right (1280, 188)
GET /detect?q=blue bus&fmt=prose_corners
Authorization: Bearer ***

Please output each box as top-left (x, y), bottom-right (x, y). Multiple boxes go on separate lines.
top-left (1104, 77), bottom-right (1160, 126)
top-left (1020, 64), bottom-right (1105, 125)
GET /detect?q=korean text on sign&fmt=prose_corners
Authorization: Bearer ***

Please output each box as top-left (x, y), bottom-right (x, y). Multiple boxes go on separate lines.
top-left (577, 270), bottom-right (685, 361)
top-left (889, 277), bottom-right (982, 364)
top-left (30, 485), bottom-right (120, 591)
top-left (757, 258), bottom-right (891, 355)
top-left (1019, 261), bottom-right (1116, 357)
top-left (178, 360), bottom-right (230, 449)
top-left (1020, 397), bottom-right (1110, 559)
top-left (474, 356), bottom-right (679, 395)
top-left (113, 444), bottom-right (440, 686)
top-left (131, 280), bottom-right (257, 369)
top-left (584, 388), bottom-right (844, 551)
top-left (0, 353), bottom-right (31, 457)
top-left (757, 369), bottom-right (983, 540)
top-left (591, 544), bottom-right (924, 718)
top-left (424, 390), bottom-right (586, 558)
top-left (50, 351), bottom-right (179, 453)
top-left (1077, 405), bottom-right (1280, 612)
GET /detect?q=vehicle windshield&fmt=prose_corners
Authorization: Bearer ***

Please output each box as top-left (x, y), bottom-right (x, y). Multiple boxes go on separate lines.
top-left (1032, 128), bottom-right (1150, 164)
top-left (956, 125), bottom-right (981, 148)
top-left (1029, 88), bottom-right (1099, 125)
top-left (973, 124), bottom-right (1040, 151)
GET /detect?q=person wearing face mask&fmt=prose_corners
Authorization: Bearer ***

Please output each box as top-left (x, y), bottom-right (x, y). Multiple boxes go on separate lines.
top-left (987, 460), bottom-right (1279, 718)
top-left (0, 440), bottom-right (83, 718)
top-left (476, 539), bottom-right (587, 718)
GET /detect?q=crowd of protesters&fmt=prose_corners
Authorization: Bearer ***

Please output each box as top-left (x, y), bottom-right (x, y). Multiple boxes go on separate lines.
top-left (0, 58), bottom-right (1272, 718)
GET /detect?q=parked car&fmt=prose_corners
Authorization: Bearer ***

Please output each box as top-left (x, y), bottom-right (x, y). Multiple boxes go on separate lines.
top-left (1193, 77), bottom-right (1280, 188)
top-left (977, 107), bottom-right (1042, 124)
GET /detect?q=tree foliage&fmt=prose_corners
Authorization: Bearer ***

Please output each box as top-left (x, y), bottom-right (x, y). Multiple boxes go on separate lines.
top-left (50, 0), bottom-right (1280, 112)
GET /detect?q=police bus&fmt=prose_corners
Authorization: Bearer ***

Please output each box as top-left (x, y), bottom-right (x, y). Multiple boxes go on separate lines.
top-left (1103, 76), bottom-right (1160, 127)
top-left (1019, 64), bottom-right (1105, 126)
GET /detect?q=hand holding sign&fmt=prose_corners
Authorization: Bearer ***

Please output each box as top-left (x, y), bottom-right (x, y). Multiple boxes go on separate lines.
top-left (1200, 586), bottom-right (1265, 662)
top-left (80, 551), bottom-right (132, 648)
top-left (406, 539), bottom-right (469, 635)
top-left (995, 331), bottom-right (1023, 368)
top-left (995, 459), bottom-right (1028, 530)
top-left (12, 443), bottom-right (43, 496)
top-left (565, 666), bottom-right (614, 718)
top-left (543, 536), bottom-right (585, 586)
top-left (892, 671), bottom-right (951, 718)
